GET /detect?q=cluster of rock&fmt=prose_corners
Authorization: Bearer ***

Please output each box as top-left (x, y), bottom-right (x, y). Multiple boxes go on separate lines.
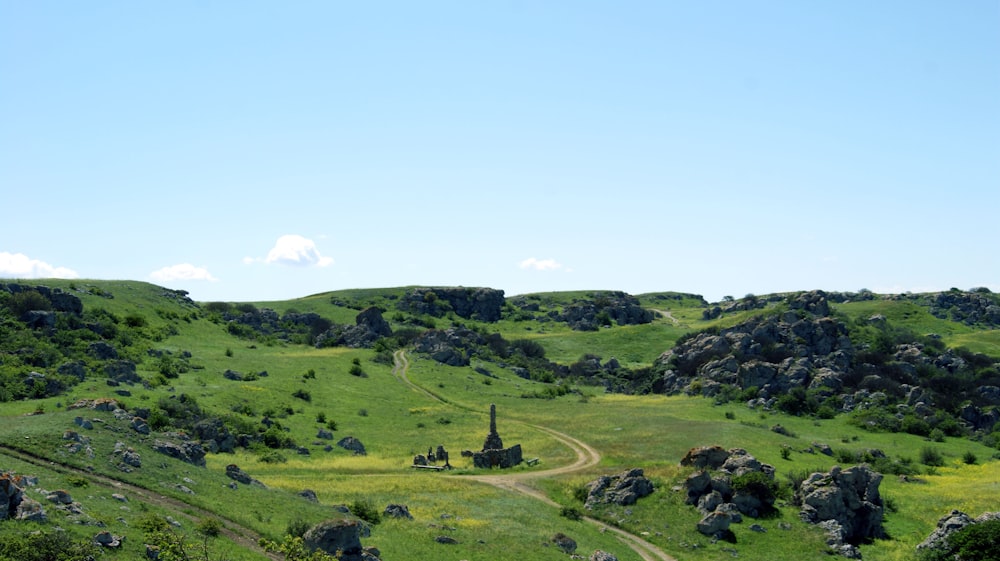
top-left (680, 445), bottom-right (887, 558)
top-left (554, 291), bottom-right (655, 331)
top-left (925, 290), bottom-right (1000, 327)
top-left (314, 307), bottom-right (393, 349)
top-left (917, 509), bottom-right (1000, 554)
top-left (654, 290), bottom-right (1000, 433)
top-left (396, 287), bottom-right (505, 322)
top-left (1, 282), bottom-right (84, 328)
top-left (583, 468), bottom-right (654, 509)
top-left (657, 292), bottom-right (853, 400)
top-left (798, 465), bottom-right (885, 559)
top-left (411, 327), bottom-right (484, 367)
top-left (0, 472), bottom-right (45, 521)
top-left (223, 307), bottom-right (329, 338)
top-left (680, 446), bottom-right (776, 539)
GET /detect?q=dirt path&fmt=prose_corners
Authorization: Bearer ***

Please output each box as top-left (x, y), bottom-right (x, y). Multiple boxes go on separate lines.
top-left (392, 351), bottom-right (677, 561)
top-left (652, 309), bottom-right (680, 326)
top-left (0, 444), bottom-right (280, 561)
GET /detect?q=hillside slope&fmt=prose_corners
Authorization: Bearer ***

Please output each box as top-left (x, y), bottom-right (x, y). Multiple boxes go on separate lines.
top-left (1, 281), bottom-right (998, 561)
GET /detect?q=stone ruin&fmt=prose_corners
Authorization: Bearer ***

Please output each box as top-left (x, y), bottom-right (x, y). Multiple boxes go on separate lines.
top-left (472, 404), bottom-right (522, 469)
top-left (413, 444), bottom-right (451, 469)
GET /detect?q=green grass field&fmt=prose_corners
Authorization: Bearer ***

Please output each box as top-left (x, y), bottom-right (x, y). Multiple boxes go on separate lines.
top-left (2, 281), bottom-right (999, 561)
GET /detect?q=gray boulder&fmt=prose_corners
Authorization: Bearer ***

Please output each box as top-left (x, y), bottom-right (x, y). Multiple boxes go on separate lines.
top-left (585, 468), bottom-right (654, 509)
top-left (799, 465), bottom-right (885, 546)
top-left (153, 440), bottom-right (206, 467)
top-left (697, 511), bottom-right (732, 536)
top-left (590, 551), bottom-right (619, 561)
top-left (383, 504), bottom-right (413, 519)
top-left (337, 436), bottom-right (367, 456)
top-left (681, 445), bottom-right (730, 469)
top-left (303, 519), bottom-right (365, 560)
top-left (552, 532), bottom-right (577, 554)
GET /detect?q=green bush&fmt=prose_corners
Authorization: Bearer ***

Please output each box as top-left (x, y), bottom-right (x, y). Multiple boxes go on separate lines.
top-left (286, 517), bottom-right (312, 538)
top-left (350, 499), bottom-right (381, 525)
top-left (920, 446), bottom-right (944, 467)
top-left (963, 451), bottom-right (978, 465)
top-left (731, 471), bottom-right (778, 506)
top-left (0, 528), bottom-right (98, 560)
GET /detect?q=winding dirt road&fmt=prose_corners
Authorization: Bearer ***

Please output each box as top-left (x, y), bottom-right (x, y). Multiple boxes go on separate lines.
top-left (392, 351), bottom-right (676, 561)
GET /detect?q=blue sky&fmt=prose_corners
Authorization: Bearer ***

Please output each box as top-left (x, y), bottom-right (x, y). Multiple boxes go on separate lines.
top-left (2, 1), bottom-right (997, 303)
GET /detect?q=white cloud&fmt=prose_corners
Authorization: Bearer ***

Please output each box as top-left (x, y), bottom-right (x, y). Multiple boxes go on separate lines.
top-left (519, 257), bottom-right (564, 271)
top-left (149, 263), bottom-right (218, 282)
top-left (0, 252), bottom-right (79, 279)
top-left (264, 235), bottom-right (334, 267)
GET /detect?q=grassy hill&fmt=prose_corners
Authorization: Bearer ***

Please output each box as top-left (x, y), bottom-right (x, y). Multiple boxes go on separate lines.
top-left (0, 280), bottom-right (998, 561)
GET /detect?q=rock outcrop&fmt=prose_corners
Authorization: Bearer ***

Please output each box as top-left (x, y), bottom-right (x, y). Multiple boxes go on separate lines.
top-left (303, 519), bottom-right (380, 561)
top-left (798, 465), bottom-right (885, 558)
top-left (555, 291), bottom-right (654, 331)
top-left (314, 307), bottom-right (393, 349)
top-left (397, 287), bottom-right (505, 322)
top-left (916, 509), bottom-right (1000, 554)
top-left (153, 439), bottom-right (206, 467)
top-left (584, 468), bottom-right (654, 509)
top-left (411, 328), bottom-right (484, 367)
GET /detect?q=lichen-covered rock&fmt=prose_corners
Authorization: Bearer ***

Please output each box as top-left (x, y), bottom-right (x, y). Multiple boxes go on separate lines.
top-left (799, 465), bottom-right (884, 555)
top-left (681, 446), bottom-right (730, 469)
top-left (585, 468), bottom-right (654, 509)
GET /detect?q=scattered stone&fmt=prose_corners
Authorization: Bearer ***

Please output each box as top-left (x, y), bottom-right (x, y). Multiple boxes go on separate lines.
top-left (131, 417), bottom-right (150, 435)
top-left (383, 504), bottom-right (413, 520)
top-left (121, 446), bottom-right (142, 468)
top-left (46, 490), bottom-right (73, 505)
top-left (299, 489), bottom-right (318, 502)
top-left (552, 532), bottom-right (577, 554)
top-left (750, 524), bottom-right (767, 533)
top-left (317, 429), bottom-right (334, 440)
top-left (15, 497), bottom-right (46, 521)
top-left (435, 536), bottom-right (458, 544)
top-left (112, 493), bottom-right (128, 502)
top-left (94, 531), bottom-right (123, 548)
top-left (225, 464), bottom-right (265, 487)
top-left (590, 550), bottom-right (619, 561)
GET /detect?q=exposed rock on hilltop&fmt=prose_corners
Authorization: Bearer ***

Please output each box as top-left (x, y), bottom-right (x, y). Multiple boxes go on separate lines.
top-left (656, 291), bottom-right (852, 400)
top-left (315, 307), bottom-right (392, 349)
top-left (397, 287), bottom-right (505, 322)
top-left (554, 292), bottom-right (655, 331)
top-left (925, 290), bottom-right (1000, 327)
top-left (411, 327), bottom-right (485, 367)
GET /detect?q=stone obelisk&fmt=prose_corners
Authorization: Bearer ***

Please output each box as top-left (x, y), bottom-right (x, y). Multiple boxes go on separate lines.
top-left (482, 403), bottom-right (504, 450)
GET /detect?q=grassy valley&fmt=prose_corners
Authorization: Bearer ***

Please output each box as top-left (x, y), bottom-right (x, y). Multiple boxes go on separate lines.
top-left (1, 281), bottom-right (998, 561)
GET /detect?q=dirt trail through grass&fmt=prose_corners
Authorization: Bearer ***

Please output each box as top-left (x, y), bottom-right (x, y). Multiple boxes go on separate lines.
top-left (392, 351), bottom-right (677, 561)
top-left (0, 444), bottom-right (281, 561)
